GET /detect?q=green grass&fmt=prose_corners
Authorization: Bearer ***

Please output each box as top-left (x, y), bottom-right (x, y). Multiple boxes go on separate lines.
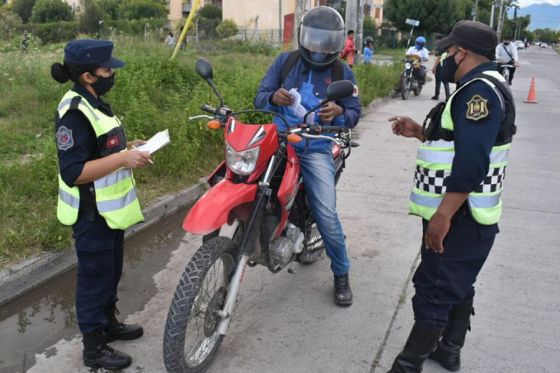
top-left (0, 37), bottom-right (399, 268)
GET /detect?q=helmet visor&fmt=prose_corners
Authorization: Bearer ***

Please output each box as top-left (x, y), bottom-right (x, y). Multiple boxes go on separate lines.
top-left (299, 25), bottom-right (345, 54)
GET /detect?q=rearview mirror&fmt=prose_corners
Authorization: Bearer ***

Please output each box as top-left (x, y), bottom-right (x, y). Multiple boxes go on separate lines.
top-left (195, 58), bottom-right (213, 81)
top-left (326, 80), bottom-right (355, 102)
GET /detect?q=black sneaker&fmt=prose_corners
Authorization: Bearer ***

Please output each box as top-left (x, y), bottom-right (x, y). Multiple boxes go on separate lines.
top-left (431, 95), bottom-right (439, 100)
top-left (334, 274), bottom-right (353, 307)
top-left (82, 330), bottom-right (132, 370)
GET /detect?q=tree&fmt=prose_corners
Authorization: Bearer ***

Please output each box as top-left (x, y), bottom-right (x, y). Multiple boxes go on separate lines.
top-left (11, 0), bottom-right (36, 23)
top-left (117, 0), bottom-right (166, 20)
top-left (384, 0), bottom-right (471, 34)
top-left (79, 0), bottom-right (103, 34)
top-left (98, 0), bottom-right (120, 20)
top-left (216, 19), bottom-right (238, 39)
top-left (197, 4), bottom-right (222, 38)
top-left (30, 0), bottom-right (73, 23)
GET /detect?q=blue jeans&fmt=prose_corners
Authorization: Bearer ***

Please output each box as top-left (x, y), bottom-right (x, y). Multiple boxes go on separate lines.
top-left (298, 149), bottom-right (350, 276)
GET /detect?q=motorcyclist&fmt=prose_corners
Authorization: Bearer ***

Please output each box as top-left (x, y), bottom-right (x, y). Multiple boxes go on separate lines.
top-left (406, 36), bottom-right (429, 85)
top-left (495, 36), bottom-right (519, 85)
top-left (255, 6), bottom-right (361, 307)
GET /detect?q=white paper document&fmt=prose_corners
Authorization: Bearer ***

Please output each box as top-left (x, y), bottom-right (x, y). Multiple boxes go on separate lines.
top-left (135, 129), bottom-right (170, 154)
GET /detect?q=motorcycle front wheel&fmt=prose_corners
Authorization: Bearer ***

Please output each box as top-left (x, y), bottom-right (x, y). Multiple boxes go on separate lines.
top-left (163, 237), bottom-right (238, 373)
top-left (401, 75), bottom-right (411, 100)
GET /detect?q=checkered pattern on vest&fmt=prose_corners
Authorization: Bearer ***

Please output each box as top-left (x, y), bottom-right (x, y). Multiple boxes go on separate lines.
top-left (474, 165), bottom-right (507, 193)
top-left (415, 165), bottom-right (506, 194)
top-left (414, 166), bottom-right (450, 194)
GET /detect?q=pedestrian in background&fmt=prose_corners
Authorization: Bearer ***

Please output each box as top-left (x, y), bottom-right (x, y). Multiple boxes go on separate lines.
top-left (387, 20), bottom-right (516, 373)
top-left (165, 31), bottom-right (176, 48)
top-left (340, 29), bottom-right (356, 68)
top-left (363, 36), bottom-right (374, 65)
top-left (431, 36), bottom-right (450, 100)
top-left (51, 39), bottom-right (151, 370)
top-left (21, 30), bottom-right (29, 53)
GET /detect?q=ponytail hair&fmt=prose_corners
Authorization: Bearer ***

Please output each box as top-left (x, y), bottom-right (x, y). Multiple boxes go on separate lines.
top-left (51, 62), bottom-right (98, 84)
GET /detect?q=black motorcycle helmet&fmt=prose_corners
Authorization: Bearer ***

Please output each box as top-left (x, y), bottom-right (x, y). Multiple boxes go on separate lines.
top-left (298, 6), bottom-right (345, 69)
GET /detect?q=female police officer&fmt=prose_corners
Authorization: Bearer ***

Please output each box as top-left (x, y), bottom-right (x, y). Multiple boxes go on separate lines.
top-left (51, 39), bottom-right (151, 370)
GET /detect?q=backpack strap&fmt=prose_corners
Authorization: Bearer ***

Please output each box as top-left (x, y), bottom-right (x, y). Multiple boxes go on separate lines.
top-left (279, 51), bottom-right (345, 86)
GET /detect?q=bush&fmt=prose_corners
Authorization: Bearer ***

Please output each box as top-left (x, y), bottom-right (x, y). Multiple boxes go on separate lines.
top-left (79, 0), bottom-right (104, 34)
top-left (117, 0), bottom-right (166, 20)
top-left (33, 21), bottom-right (78, 43)
top-left (0, 7), bottom-right (24, 40)
top-left (11, 0), bottom-right (36, 23)
top-left (30, 0), bottom-right (73, 23)
top-left (105, 18), bottom-right (166, 35)
top-left (216, 19), bottom-right (238, 39)
top-left (197, 4), bottom-right (222, 38)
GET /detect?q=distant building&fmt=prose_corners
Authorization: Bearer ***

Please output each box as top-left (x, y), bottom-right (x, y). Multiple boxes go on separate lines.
top-left (168, 0), bottom-right (222, 26)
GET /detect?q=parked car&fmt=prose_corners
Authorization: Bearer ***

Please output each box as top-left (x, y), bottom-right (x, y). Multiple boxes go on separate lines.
top-left (514, 40), bottom-right (525, 49)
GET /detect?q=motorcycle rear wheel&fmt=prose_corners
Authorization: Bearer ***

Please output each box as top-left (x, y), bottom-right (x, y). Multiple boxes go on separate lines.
top-left (163, 237), bottom-right (238, 373)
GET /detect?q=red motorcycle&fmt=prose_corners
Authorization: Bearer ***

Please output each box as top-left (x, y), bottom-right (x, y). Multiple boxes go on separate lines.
top-left (163, 58), bottom-right (355, 373)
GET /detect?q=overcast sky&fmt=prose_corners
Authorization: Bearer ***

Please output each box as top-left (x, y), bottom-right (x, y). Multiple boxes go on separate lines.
top-left (518, 0), bottom-right (560, 6)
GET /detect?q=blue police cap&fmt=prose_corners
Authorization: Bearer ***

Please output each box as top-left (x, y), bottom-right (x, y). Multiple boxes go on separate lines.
top-left (64, 39), bottom-right (125, 68)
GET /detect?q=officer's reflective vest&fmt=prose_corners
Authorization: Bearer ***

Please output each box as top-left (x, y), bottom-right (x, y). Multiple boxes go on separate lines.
top-left (56, 90), bottom-right (144, 230)
top-left (409, 70), bottom-right (513, 225)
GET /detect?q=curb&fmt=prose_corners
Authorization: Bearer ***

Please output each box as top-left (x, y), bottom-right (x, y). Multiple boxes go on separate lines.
top-left (0, 180), bottom-right (208, 306)
top-left (361, 96), bottom-right (391, 118)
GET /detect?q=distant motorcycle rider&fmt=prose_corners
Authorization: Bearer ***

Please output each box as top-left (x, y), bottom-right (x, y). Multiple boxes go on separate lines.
top-left (406, 36), bottom-right (429, 85)
top-left (495, 36), bottom-right (519, 85)
top-left (255, 6), bottom-right (361, 306)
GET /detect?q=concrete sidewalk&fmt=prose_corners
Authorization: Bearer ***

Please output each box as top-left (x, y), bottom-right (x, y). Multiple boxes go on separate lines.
top-left (28, 49), bottom-right (560, 373)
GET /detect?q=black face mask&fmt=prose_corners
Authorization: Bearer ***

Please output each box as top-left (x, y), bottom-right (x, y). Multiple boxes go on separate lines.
top-left (504, 41), bottom-right (510, 45)
top-left (91, 73), bottom-right (115, 96)
top-left (442, 53), bottom-right (460, 83)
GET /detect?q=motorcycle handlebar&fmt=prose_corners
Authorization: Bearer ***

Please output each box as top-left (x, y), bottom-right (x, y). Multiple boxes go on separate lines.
top-left (201, 104), bottom-right (216, 114)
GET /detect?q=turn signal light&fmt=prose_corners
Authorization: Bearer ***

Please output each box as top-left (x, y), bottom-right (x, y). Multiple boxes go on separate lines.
top-left (207, 120), bottom-right (221, 130)
top-left (287, 134), bottom-right (302, 143)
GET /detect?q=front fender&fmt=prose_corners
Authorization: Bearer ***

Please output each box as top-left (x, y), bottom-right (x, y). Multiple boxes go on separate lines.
top-left (183, 179), bottom-right (258, 235)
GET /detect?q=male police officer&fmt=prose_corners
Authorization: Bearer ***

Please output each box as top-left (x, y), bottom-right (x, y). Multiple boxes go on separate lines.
top-left (255, 6), bottom-right (361, 306)
top-left (387, 21), bottom-right (516, 372)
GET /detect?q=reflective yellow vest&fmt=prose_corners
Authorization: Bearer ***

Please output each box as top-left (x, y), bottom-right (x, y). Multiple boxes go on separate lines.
top-left (409, 70), bottom-right (512, 225)
top-left (56, 90), bottom-right (144, 230)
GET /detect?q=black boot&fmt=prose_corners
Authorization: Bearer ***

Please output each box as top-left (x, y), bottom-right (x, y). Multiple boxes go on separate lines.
top-left (387, 322), bottom-right (444, 373)
top-left (334, 274), bottom-right (353, 306)
top-left (428, 296), bottom-right (474, 371)
top-left (82, 329), bottom-right (132, 370)
top-left (104, 305), bottom-right (144, 342)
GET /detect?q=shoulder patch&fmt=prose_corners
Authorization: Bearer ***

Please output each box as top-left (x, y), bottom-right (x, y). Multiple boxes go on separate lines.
top-left (56, 125), bottom-right (74, 151)
top-left (466, 95), bottom-right (489, 121)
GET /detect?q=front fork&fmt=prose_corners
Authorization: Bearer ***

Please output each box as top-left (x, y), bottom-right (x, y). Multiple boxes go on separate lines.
top-left (216, 154), bottom-right (278, 335)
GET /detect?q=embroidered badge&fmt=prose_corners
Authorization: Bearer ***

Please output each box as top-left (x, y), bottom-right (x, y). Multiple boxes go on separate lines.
top-left (466, 95), bottom-right (489, 121)
top-left (56, 125), bottom-right (74, 151)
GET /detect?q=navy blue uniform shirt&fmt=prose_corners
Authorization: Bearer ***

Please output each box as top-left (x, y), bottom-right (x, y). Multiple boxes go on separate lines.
top-left (445, 62), bottom-right (503, 193)
top-left (445, 62), bottom-right (503, 235)
top-left (56, 84), bottom-right (115, 187)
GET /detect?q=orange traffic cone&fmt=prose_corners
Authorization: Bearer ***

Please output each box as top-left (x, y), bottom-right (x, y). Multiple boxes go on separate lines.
top-left (524, 77), bottom-right (538, 104)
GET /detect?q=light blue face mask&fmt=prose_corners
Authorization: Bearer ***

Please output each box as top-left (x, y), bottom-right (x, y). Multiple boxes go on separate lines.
top-left (310, 52), bottom-right (329, 63)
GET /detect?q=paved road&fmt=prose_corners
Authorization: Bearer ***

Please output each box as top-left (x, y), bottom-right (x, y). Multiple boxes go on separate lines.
top-left (28, 48), bottom-right (560, 373)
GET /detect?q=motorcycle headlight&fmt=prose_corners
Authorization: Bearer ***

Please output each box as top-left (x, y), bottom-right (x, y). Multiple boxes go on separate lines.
top-left (405, 62), bottom-right (412, 69)
top-left (225, 142), bottom-right (260, 176)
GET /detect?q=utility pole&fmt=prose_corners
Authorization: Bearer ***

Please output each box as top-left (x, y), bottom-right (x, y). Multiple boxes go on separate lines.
top-left (356, 0), bottom-right (365, 65)
top-left (490, 1), bottom-right (496, 29)
top-left (345, 0), bottom-right (358, 64)
top-left (293, 0), bottom-right (305, 50)
top-left (279, 0), bottom-right (282, 47)
top-left (497, 0), bottom-right (505, 40)
top-left (473, 0), bottom-right (479, 21)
